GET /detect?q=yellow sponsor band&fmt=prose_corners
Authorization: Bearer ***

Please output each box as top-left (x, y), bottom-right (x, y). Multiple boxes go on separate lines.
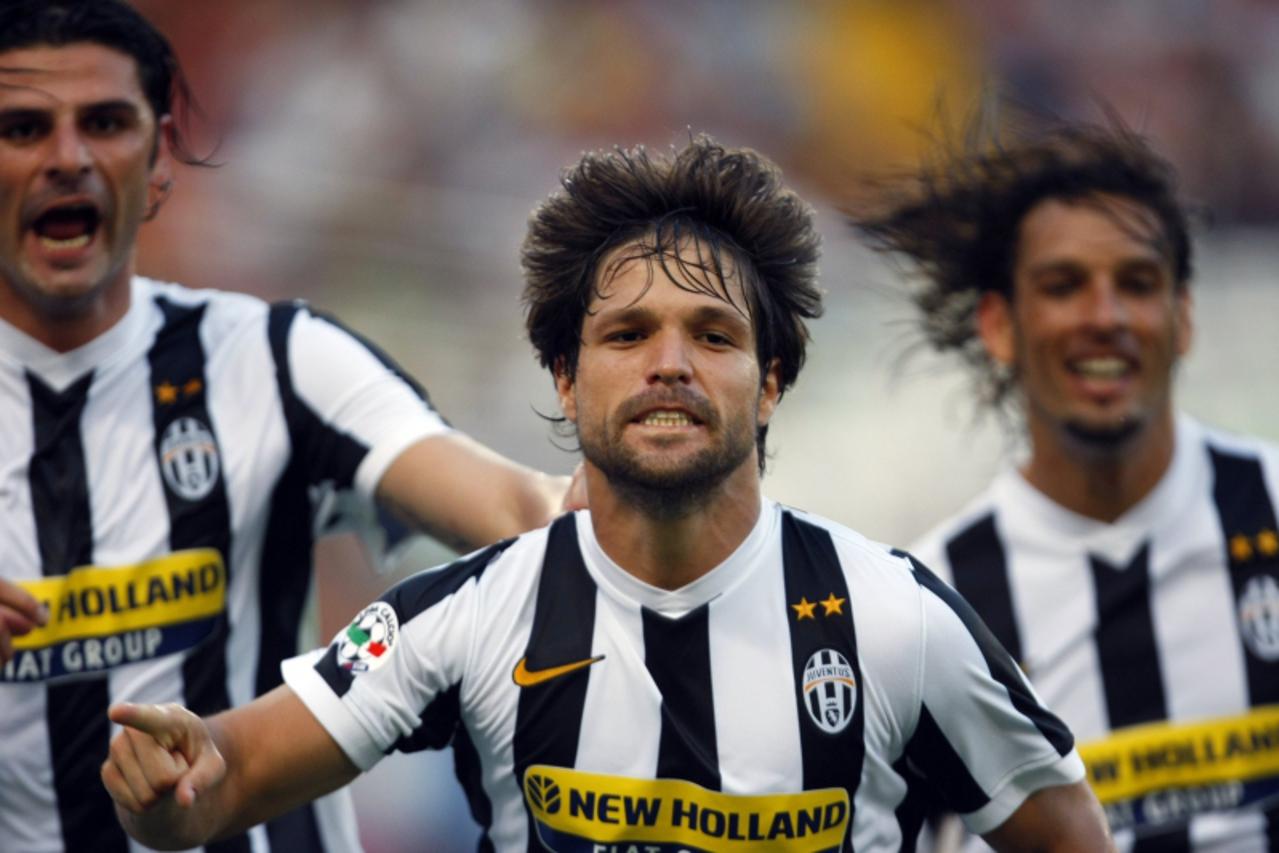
top-left (14, 549), bottom-right (226, 649)
top-left (1079, 705), bottom-right (1279, 804)
top-left (524, 765), bottom-right (848, 851)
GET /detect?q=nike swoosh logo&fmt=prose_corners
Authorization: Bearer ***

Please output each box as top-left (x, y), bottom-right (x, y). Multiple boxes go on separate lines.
top-left (512, 654), bottom-right (605, 687)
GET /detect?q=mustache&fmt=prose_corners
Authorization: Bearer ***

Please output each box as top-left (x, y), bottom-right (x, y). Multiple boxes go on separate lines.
top-left (616, 387), bottom-right (716, 426)
top-left (20, 182), bottom-right (107, 229)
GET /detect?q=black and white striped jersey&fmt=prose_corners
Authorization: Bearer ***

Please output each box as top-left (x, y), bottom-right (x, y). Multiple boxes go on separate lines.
top-left (913, 416), bottom-right (1279, 852)
top-left (0, 277), bottom-right (448, 853)
top-left (284, 498), bottom-right (1083, 852)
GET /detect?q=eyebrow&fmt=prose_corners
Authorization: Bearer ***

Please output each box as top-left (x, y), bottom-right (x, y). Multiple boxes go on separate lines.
top-left (593, 302), bottom-right (754, 333)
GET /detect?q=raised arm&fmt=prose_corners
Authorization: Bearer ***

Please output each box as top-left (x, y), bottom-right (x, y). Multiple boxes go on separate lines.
top-left (983, 781), bottom-right (1114, 852)
top-left (101, 686), bottom-right (358, 850)
top-left (376, 432), bottom-right (580, 552)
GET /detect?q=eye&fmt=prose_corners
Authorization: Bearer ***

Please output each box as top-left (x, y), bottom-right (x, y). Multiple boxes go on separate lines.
top-left (605, 329), bottom-right (645, 344)
top-left (700, 331), bottom-right (735, 347)
top-left (1119, 265), bottom-right (1164, 296)
top-left (0, 115), bottom-right (48, 144)
top-left (1038, 273), bottom-right (1082, 298)
top-left (82, 111), bottom-right (128, 136)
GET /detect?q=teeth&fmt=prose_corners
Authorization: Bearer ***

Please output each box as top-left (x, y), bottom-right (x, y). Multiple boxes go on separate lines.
top-left (1074, 357), bottom-right (1128, 379)
top-left (642, 410), bottom-right (693, 427)
top-left (39, 234), bottom-right (91, 250)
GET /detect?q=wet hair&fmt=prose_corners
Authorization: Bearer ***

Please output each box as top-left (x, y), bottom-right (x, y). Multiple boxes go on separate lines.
top-left (0, 0), bottom-right (208, 165)
top-left (850, 116), bottom-right (1193, 408)
top-left (522, 135), bottom-right (823, 470)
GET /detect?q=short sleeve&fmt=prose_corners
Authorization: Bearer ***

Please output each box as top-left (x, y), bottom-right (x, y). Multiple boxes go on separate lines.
top-left (282, 542), bottom-right (507, 770)
top-left (905, 558), bottom-right (1085, 835)
top-left (268, 301), bottom-right (451, 499)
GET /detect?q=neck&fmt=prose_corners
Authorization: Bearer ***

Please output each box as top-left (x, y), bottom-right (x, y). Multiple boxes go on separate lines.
top-left (0, 271), bottom-right (134, 353)
top-left (1021, 409), bottom-right (1177, 523)
top-left (586, 461), bottom-right (763, 590)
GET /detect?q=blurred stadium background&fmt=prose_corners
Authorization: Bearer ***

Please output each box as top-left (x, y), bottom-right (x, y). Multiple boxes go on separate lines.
top-left (128, 1), bottom-right (1279, 849)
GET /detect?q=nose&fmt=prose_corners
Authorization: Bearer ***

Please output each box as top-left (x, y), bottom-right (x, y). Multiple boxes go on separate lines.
top-left (1082, 278), bottom-right (1128, 331)
top-left (646, 330), bottom-right (693, 385)
top-left (44, 123), bottom-right (92, 182)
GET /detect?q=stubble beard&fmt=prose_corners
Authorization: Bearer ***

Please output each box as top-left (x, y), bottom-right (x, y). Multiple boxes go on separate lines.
top-left (580, 415), bottom-right (758, 521)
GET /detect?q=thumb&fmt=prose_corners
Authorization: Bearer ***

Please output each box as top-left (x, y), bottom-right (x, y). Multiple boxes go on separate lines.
top-left (174, 737), bottom-right (227, 808)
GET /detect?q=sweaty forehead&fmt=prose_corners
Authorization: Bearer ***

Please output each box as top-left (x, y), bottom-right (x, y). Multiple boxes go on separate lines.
top-left (592, 238), bottom-right (752, 317)
top-left (1015, 194), bottom-right (1169, 269)
top-left (0, 43), bottom-right (147, 109)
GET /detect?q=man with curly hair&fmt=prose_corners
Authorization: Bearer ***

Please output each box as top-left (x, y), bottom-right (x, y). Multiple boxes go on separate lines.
top-left (854, 120), bottom-right (1279, 850)
top-left (100, 135), bottom-right (1111, 851)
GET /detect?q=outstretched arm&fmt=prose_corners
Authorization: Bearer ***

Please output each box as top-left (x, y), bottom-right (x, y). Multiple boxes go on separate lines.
top-left (376, 432), bottom-right (583, 551)
top-left (101, 685), bottom-right (359, 850)
top-left (982, 781), bottom-right (1114, 852)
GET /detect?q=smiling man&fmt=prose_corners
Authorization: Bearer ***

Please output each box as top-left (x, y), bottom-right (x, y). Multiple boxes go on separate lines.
top-left (0, 3), bottom-right (575, 852)
top-left (854, 121), bottom-right (1279, 850)
top-left (101, 136), bottom-right (1111, 852)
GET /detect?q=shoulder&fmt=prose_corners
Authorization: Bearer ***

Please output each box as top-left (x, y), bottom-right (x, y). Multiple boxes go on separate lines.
top-left (1192, 415), bottom-right (1279, 470)
top-left (906, 478), bottom-right (1006, 579)
top-left (136, 277), bottom-right (270, 344)
top-left (780, 504), bottom-right (918, 585)
top-left (382, 521), bottom-right (553, 623)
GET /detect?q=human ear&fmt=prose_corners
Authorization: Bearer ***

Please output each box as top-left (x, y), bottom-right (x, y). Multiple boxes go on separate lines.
top-left (756, 358), bottom-right (782, 427)
top-left (977, 291), bottom-right (1015, 366)
top-left (1174, 287), bottom-right (1193, 357)
top-left (144, 116), bottom-right (175, 222)
top-left (554, 358), bottom-right (577, 423)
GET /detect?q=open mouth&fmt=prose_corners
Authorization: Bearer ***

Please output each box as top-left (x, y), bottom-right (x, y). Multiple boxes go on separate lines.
top-left (635, 409), bottom-right (703, 428)
top-left (1069, 356), bottom-right (1133, 381)
top-left (31, 204), bottom-right (101, 250)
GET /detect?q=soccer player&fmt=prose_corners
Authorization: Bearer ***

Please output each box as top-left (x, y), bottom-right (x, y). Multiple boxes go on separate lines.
top-left (853, 120), bottom-right (1279, 849)
top-left (101, 135), bottom-right (1113, 852)
top-left (0, 2), bottom-right (575, 851)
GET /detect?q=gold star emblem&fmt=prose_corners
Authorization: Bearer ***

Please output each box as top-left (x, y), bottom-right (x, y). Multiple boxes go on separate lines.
top-left (820, 593), bottom-right (846, 617)
top-left (1231, 534), bottom-right (1254, 563)
top-left (155, 382), bottom-right (179, 404)
top-left (791, 597), bottom-right (816, 621)
top-left (1257, 530), bottom-right (1279, 557)
top-left (183, 378), bottom-right (203, 398)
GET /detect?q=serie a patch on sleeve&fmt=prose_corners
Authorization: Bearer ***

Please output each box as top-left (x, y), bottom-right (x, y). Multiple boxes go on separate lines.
top-left (4, 549), bottom-right (227, 683)
top-left (522, 765), bottom-right (849, 852)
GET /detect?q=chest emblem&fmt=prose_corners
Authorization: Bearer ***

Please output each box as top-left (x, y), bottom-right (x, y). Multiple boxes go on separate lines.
top-left (159, 416), bottom-right (221, 502)
top-left (1238, 574), bottom-right (1279, 662)
top-left (802, 649), bottom-right (857, 735)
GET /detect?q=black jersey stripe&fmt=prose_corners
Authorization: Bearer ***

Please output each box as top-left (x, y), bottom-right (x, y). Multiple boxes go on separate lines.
top-left (148, 297), bottom-right (252, 853)
top-left (513, 514), bottom-right (598, 852)
top-left (642, 604), bottom-right (720, 790)
top-left (1088, 543), bottom-right (1188, 852)
top-left (28, 370), bottom-right (130, 853)
top-left (1208, 447), bottom-right (1279, 706)
top-left (891, 754), bottom-right (944, 853)
top-left (944, 513), bottom-right (1023, 665)
top-left (902, 552), bottom-right (1074, 757)
top-left (902, 704), bottom-right (989, 814)
top-left (1088, 544), bottom-right (1168, 729)
top-left (781, 512), bottom-right (865, 846)
top-left (305, 303), bottom-right (441, 415)
top-left (266, 303), bottom-right (371, 491)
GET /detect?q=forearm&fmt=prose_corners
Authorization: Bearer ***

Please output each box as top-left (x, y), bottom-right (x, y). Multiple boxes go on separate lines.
top-left (377, 434), bottom-right (570, 551)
